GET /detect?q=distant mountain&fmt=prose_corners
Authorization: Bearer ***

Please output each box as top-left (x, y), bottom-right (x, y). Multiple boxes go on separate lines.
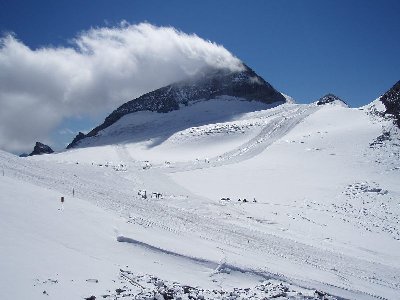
top-left (380, 80), bottom-right (400, 126)
top-left (316, 94), bottom-right (348, 107)
top-left (67, 65), bottom-right (286, 148)
top-left (29, 142), bottom-right (54, 156)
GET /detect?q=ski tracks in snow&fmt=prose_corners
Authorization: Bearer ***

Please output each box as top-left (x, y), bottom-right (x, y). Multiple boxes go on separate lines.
top-left (167, 104), bottom-right (320, 172)
top-left (1, 103), bottom-right (399, 299)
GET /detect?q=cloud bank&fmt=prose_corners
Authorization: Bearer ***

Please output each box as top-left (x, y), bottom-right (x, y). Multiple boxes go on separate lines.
top-left (0, 22), bottom-right (243, 153)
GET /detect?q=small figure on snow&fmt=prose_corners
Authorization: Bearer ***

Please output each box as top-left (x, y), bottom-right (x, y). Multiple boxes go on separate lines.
top-left (60, 196), bottom-right (65, 210)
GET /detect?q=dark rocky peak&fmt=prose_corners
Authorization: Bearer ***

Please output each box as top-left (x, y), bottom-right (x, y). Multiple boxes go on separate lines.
top-left (67, 64), bottom-right (286, 149)
top-left (68, 132), bottom-right (86, 149)
top-left (29, 142), bottom-right (54, 156)
top-left (316, 94), bottom-right (348, 107)
top-left (380, 80), bottom-right (400, 126)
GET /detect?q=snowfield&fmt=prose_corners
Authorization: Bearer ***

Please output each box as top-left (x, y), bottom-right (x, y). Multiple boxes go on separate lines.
top-left (1, 98), bottom-right (399, 299)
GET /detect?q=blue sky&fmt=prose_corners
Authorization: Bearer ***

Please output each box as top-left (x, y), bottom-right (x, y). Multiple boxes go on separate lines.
top-left (0, 0), bottom-right (399, 152)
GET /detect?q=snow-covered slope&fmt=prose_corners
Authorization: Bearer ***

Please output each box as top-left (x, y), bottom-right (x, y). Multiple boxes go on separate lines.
top-left (58, 98), bottom-right (296, 163)
top-left (2, 97), bottom-right (400, 299)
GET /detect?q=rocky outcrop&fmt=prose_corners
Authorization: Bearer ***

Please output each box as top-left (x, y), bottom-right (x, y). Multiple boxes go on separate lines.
top-left (29, 142), bottom-right (54, 156)
top-left (316, 94), bottom-right (348, 107)
top-left (380, 81), bottom-right (400, 127)
top-left (67, 132), bottom-right (85, 149)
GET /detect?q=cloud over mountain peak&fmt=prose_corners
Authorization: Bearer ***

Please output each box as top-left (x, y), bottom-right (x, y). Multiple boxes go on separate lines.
top-left (0, 22), bottom-right (243, 152)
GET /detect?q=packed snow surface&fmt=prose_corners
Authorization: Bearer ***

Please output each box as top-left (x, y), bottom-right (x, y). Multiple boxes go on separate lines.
top-left (1, 98), bottom-right (399, 299)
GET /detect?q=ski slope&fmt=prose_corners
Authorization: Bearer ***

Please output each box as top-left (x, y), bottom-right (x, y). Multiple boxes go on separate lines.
top-left (1, 98), bottom-right (399, 299)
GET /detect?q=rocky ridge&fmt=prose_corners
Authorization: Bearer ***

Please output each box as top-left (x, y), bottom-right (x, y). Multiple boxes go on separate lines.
top-left (380, 80), bottom-right (400, 126)
top-left (316, 94), bottom-right (348, 107)
top-left (29, 142), bottom-right (54, 156)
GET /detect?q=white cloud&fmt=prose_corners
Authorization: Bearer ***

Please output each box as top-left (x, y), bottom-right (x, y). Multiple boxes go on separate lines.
top-left (0, 22), bottom-right (243, 153)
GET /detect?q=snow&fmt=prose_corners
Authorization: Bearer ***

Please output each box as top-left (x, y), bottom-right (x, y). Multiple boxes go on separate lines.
top-left (0, 173), bottom-right (277, 299)
top-left (364, 97), bottom-right (386, 112)
top-left (58, 97), bottom-right (283, 164)
top-left (1, 98), bottom-right (399, 299)
top-left (282, 93), bottom-right (296, 104)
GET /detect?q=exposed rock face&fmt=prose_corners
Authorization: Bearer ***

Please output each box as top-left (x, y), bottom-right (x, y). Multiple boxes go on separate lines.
top-left (316, 94), bottom-right (348, 107)
top-left (67, 132), bottom-right (86, 149)
top-left (67, 65), bottom-right (286, 148)
top-left (380, 81), bottom-right (400, 126)
top-left (29, 142), bottom-right (54, 156)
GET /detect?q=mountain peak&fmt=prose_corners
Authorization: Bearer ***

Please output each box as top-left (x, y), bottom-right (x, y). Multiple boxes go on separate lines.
top-left (29, 142), bottom-right (54, 156)
top-left (67, 65), bottom-right (286, 149)
top-left (316, 94), bottom-right (348, 107)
